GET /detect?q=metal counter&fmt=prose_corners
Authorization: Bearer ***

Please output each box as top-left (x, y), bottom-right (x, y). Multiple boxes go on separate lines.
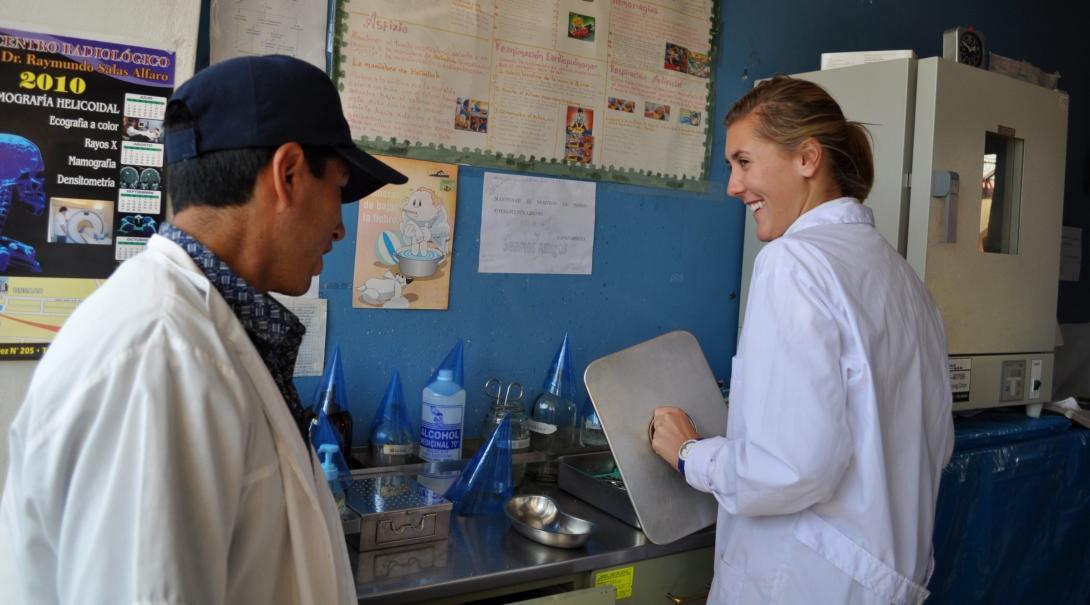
top-left (351, 481), bottom-right (715, 604)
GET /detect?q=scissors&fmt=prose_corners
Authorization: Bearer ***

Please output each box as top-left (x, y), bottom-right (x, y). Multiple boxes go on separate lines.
top-left (484, 378), bottom-right (524, 405)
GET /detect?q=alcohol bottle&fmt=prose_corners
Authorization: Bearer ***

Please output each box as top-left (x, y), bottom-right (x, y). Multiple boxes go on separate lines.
top-left (416, 341), bottom-right (466, 494)
top-left (419, 369), bottom-right (466, 464)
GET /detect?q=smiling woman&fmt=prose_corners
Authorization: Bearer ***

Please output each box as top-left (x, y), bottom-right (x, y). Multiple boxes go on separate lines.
top-left (650, 75), bottom-right (954, 605)
top-left (727, 76), bottom-right (874, 201)
top-left (724, 76), bottom-right (874, 242)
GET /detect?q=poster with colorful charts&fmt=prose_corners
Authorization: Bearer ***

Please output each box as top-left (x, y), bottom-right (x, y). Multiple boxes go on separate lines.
top-left (0, 276), bottom-right (105, 360)
top-left (0, 22), bottom-right (174, 358)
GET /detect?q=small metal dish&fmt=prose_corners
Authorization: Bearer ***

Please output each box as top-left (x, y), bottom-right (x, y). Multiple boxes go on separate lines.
top-left (504, 495), bottom-right (593, 549)
top-left (396, 248), bottom-right (444, 278)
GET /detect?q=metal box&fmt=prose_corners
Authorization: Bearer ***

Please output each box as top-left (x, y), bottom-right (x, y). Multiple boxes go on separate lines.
top-left (345, 475), bottom-right (452, 552)
top-left (558, 451), bottom-right (641, 529)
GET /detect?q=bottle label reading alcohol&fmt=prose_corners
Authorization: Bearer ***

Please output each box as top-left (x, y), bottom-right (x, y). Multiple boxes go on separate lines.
top-left (528, 419), bottom-right (558, 434)
top-left (511, 437), bottom-right (531, 449)
top-left (420, 400), bottom-right (464, 461)
top-left (383, 443), bottom-right (414, 455)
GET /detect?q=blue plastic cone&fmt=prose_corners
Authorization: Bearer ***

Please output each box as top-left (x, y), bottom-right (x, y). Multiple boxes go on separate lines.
top-left (428, 339), bottom-right (465, 388)
top-left (541, 334), bottom-right (574, 400)
top-left (444, 414), bottom-right (513, 516)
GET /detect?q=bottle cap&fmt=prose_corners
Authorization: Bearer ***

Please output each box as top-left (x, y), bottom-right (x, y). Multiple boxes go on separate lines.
top-left (318, 443), bottom-right (340, 481)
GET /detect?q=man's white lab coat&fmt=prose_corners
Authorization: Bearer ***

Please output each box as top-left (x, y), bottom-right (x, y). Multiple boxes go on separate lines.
top-left (1, 235), bottom-right (355, 605)
top-left (686, 199), bottom-right (954, 605)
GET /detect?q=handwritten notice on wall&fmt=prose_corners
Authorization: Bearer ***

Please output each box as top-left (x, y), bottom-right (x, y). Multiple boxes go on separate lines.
top-left (210, 0), bottom-right (331, 69)
top-left (333, 0), bottom-right (715, 191)
top-left (479, 172), bottom-right (595, 274)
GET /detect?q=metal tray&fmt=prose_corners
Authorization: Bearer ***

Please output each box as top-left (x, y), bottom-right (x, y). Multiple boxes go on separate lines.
top-left (345, 475), bottom-right (452, 552)
top-left (584, 330), bottom-right (727, 544)
top-left (558, 451), bottom-right (641, 529)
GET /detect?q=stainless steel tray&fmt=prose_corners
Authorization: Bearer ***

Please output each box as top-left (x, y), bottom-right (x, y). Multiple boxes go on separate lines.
top-left (345, 475), bottom-right (452, 552)
top-left (558, 451), bottom-right (641, 529)
top-left (584, 331), bottom-right (727, 544)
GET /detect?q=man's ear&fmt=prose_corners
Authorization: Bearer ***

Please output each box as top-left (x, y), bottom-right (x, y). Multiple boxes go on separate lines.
top-left (268, 142), bottom-right (308, 210)
top-left (795, 137), bottom-right (825, 179)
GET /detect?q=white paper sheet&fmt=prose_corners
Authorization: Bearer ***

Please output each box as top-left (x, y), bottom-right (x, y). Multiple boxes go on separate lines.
top-left (271, 295), bottom-right (328, 376)
top-left (210, 0), bottom-right (329, 69)
top-left (478, 172), bottom-right (595, 274)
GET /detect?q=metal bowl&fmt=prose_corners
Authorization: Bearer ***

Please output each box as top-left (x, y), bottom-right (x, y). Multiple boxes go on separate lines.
top-left (504, 495), bottom-right (593, 549)
top-left (396, 247), bottom-right (444, 278)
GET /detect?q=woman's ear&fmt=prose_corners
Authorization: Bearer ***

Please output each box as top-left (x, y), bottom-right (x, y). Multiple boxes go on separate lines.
top-left (795, 137), bottom-right (824, 179)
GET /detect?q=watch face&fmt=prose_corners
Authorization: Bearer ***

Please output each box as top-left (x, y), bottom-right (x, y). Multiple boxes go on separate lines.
top-left (959, 31), bottom-right (984, 66)
top-left (680, 440), bottom-right (695, 459)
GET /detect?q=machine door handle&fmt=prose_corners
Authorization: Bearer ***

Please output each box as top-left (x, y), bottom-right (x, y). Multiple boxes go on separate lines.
top-left (931, 170), bottom-right (960, 244)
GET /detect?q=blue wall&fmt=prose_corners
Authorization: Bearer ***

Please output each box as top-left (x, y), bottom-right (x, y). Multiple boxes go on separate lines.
top-left (298, 150), bottom-right (741, 444)
top-left (287, 0), bottom-right (1090, 446)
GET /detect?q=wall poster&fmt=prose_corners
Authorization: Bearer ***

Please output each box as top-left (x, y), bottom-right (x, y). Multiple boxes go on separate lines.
top-left (332, 0), bottom-right (717, 191)
top-left (0, 24), bottom-right (175, 359)
top-left (353, 156), bottom-right (458, 310)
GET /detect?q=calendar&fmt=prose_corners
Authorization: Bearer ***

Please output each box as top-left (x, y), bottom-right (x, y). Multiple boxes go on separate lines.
top-left (118, 189), bottom-right (162, 214)
top-left (120, 141), bottom-right (164, 167)
top-left (114, 237), bottom-right (149, 261)
top-left (124, 93), bottom-right (167, 120)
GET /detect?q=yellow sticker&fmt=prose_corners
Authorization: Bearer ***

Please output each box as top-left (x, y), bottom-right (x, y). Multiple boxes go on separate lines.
top-left (594, 566), bottom-right (634, 600)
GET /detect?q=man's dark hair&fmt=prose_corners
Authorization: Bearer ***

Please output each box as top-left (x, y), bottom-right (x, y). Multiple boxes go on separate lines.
top-left (164, 100), bottom-right (339, 214)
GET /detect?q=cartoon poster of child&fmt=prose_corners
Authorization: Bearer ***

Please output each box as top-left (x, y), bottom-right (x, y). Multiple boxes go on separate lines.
top-left (352, 156), bottom-right (458, 310)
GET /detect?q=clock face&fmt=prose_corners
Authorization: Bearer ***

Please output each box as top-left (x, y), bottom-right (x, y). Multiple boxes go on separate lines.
top-left (959, 31), bottom-right (984, 67)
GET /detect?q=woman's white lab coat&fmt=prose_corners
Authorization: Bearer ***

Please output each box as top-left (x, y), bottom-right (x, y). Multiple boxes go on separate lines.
top-left (685, 199), bottom-right (954, 605)
top-left (1, 235), bottom-right (355, 605)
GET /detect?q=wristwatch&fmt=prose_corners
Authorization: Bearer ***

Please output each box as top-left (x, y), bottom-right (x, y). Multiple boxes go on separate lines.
top-left (677, 439), bottom-right (697, 475)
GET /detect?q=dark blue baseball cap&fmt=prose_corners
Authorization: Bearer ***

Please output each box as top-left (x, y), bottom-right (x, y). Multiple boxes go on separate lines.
top-left (165, 55), bottom-right (407, 202)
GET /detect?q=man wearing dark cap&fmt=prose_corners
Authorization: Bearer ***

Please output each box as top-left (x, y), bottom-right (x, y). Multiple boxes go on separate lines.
top-left (1, 55), bottom-right (406, 605)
